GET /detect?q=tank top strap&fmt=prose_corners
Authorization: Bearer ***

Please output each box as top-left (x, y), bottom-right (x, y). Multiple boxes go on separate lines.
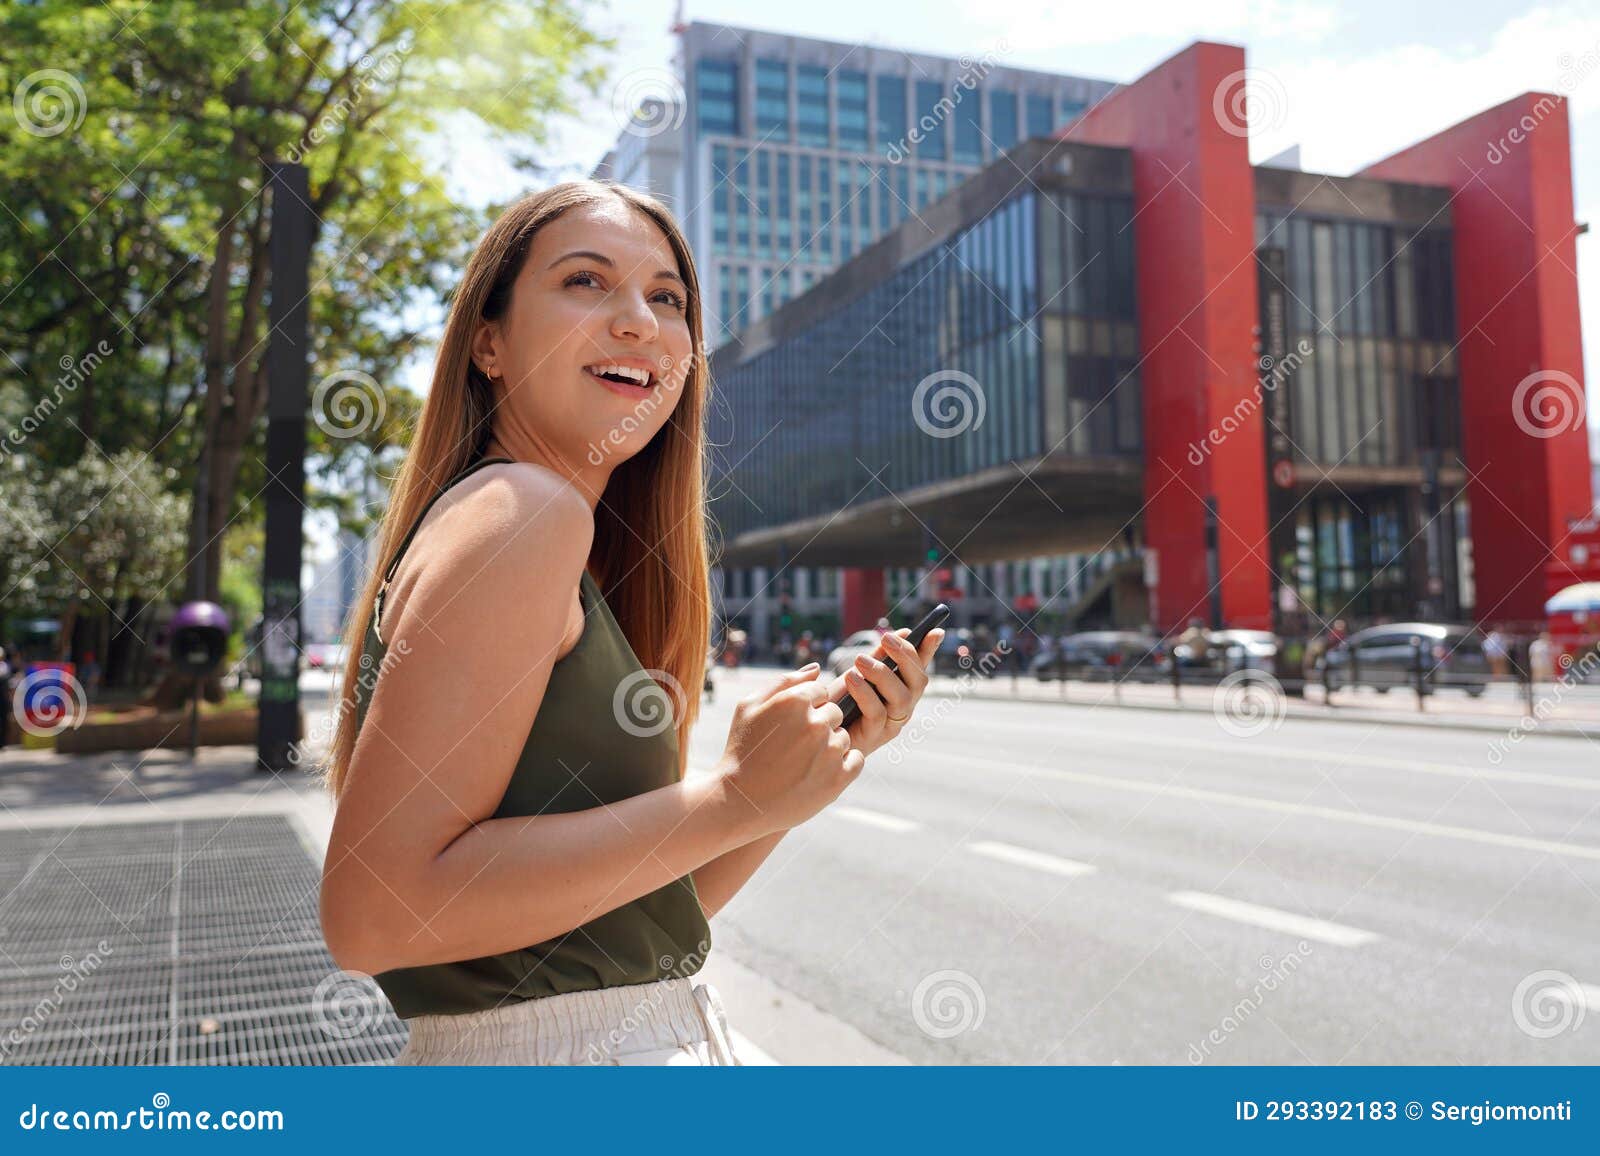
top-left (372, 455), bottom-right (514, 644)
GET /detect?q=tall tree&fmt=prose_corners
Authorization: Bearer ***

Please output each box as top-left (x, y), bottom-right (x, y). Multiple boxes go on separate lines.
top-left (0, 0), bottom-right (611, 604)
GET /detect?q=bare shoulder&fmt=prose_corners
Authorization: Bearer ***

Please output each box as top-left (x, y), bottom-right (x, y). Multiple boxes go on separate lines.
top-left (387, 462), bottom-right (593, 630)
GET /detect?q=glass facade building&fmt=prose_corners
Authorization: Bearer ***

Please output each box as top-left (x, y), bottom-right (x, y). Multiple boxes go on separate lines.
top-left (594, 22), bottom-right (1118, 348)
top-left (1255, 172), bottom-right (1471, 623)
top-left (703, 139), bottom-right (1145, 644)
top-left (709, 183), bottom-right (1140, 539)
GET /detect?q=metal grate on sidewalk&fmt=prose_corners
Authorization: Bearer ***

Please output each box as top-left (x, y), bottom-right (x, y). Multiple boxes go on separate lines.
top-left (0, 815), bottom-right (406, 1065)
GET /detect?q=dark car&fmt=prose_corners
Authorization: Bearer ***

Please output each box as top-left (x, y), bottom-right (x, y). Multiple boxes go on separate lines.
top-left (1319, 622), bottom-right (1490, 696)
top-left (1031, 631), bottom-right (1168, 682)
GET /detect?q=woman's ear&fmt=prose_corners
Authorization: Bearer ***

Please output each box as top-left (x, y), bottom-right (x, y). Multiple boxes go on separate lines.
top-left (470, 319), bottom-right (501, 381)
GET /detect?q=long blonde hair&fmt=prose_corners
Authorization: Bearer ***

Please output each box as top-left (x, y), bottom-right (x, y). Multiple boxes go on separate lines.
top-left (323, 180), bottom-right (712, 799)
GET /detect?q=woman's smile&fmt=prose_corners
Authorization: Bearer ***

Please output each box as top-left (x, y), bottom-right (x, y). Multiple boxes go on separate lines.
top-left (584, 357), bottom-right (658, 398)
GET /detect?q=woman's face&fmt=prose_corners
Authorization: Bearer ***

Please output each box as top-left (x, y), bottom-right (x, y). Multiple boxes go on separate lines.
top-left (473, 196), bottom-right (695, 471)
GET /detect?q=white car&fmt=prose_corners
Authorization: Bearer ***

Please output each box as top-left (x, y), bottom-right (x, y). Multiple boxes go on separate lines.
top-left (1209, 629), bottom-right (1278, 671)
top-left (826, 630), bottom-right (886, 675)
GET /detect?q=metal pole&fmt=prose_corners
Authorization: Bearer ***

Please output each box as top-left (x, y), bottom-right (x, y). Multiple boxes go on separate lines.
top-left (1204, 496), bottom-right (1223, 630)
top-left (257, 161), bottom-right (311, 774)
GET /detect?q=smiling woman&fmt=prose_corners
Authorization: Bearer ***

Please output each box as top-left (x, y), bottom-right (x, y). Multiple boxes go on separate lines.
top-left (315, 179), bottom-right (942, 1067)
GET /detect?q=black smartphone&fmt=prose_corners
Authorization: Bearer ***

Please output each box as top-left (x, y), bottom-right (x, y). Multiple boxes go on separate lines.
top-left (836, 603), bottom-right (952, 729)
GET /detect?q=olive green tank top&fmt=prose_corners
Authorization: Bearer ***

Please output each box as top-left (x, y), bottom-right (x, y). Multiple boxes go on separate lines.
top-left (350, 455), bottom-right (711, 1018)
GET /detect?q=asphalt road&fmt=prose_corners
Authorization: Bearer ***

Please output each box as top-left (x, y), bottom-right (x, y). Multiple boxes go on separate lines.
top-left (689, 665), bottom-right (1600, 1065)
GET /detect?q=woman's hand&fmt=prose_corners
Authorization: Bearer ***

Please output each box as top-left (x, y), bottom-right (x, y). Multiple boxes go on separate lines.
top-left (827, 627), bottom-right (945, 759)
top-left (715, 664), bottom-right (863, 837)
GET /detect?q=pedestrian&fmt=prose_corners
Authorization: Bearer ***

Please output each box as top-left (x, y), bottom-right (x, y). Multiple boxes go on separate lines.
top-left (1483, 628), bottom-right (1509, 679)
top-left (1529, 630), bottom-right (1554, 685)
top-left (317, 180), bottom-right (943, 1067)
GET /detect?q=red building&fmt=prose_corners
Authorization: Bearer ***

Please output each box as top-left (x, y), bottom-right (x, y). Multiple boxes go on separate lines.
top-left (1063, 41), bottom-right (1592, 634)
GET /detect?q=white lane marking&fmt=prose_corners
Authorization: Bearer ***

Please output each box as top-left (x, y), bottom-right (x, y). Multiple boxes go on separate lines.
top-left (831, 805), bottom-right (921, 833)
top-left (941, 722), bottom-right (1600, 792)
top-left (966, 840), bottom-right (1097, 877)
top-left (1169, 891), bottom-right (1380, 947)
top-left (913, 751), bottom-right (1600, 863)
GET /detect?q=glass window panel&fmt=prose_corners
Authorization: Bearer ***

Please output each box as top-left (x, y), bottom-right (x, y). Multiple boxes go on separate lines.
top-left (991, 90), bottom-right (1018, 153)
top-left (1025, 93), bottom-right (1053, 137)
top-left (837, 70), bottom-right (868, 149)
top-left (954, 85), bottom-right (982, 163)
top-left (696, 60), bottom-right (739, 135)
top-left (755, 59), bottom-right (789, 141)
top-left (797, 65), bottom-right (829, 146)
top-left (876, 75), bottom-right (907, 150)
top-left (915, 80), bottom-right (948, 161)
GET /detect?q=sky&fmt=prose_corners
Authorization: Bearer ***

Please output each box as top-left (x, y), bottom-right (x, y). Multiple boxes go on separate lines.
top-left (311, 0), bottom-right (1600, 569)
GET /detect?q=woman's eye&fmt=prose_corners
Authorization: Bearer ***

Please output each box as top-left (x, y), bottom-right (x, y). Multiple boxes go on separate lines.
top-left (565, 271), bottom-right (601, 289)
top-left (653, 290), bottom-right (688, 312)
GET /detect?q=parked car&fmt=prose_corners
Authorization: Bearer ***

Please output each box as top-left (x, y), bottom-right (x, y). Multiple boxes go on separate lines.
top-left (1319, 622), bottom-right (1490, 695)
top-left (1031, 631), bottom-right (1168, 682)
top-left (1184, 624), bottom-right (1280, 672)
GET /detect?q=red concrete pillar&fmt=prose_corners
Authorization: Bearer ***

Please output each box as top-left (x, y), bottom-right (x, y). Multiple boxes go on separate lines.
top-left (1358, 94), bottom-right (1593, 625)
top-left (1063, 42), bottom-right (1273, 632)
top-left (840, 568), bottom-right (886, 635)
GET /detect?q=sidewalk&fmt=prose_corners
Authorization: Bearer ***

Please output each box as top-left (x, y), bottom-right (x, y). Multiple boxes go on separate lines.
top-left (0, 742), bottom-right (901, 1066)
top-left (725, 664), bottom-right (1600, 741)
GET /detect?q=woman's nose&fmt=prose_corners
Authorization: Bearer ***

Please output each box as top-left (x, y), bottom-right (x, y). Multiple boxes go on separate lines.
top-left (611, 294), bottom-right (658, 342)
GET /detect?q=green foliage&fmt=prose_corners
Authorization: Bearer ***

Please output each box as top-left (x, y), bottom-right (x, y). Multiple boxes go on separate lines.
top-left (0, 448), bottom-right (188, 611)
top-left (0, 0), bottom-right (612, 635)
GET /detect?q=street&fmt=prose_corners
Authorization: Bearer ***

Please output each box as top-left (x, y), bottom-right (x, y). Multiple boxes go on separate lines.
top-left (682, 666), bottom-right (1600, 1064)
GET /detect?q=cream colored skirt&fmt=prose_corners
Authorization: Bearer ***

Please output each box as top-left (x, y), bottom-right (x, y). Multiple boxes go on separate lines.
top-left (392, 976), bottom-right (743, 1066)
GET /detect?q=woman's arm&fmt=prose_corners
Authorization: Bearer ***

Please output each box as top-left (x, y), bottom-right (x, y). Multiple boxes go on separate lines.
top-left (687, 636), bottom-right (943, 918)
top-left (320, 463), bottom-right (765, 976)
top-left (691, 827), bottom-right (790, 919)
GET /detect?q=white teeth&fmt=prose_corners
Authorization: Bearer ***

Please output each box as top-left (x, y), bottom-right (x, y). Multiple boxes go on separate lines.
top-left (589, 363), bottom-right (650, 385)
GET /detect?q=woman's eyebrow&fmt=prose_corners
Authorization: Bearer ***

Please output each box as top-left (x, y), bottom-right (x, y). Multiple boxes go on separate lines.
top-left (548, 249), bottom-right (685, 287)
